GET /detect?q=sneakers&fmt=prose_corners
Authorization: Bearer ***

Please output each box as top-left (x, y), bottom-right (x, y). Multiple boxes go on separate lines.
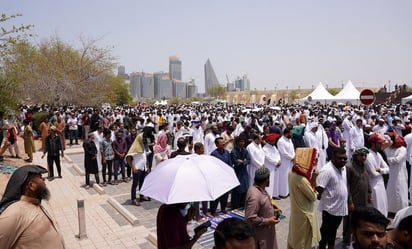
top-left (132, 199), bottom-right (141, 206)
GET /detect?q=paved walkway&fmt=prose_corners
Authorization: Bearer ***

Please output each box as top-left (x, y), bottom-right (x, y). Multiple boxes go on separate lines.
top-left (33, 144), bottom-right (350, 249)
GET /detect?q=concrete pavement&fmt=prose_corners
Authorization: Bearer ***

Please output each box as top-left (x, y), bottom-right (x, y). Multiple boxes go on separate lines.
top-left (34, 144), bottom-right (350, 249)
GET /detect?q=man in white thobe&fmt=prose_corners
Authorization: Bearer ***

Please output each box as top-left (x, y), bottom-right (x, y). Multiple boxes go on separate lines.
top-left (204, 124), bottom-right (219, 155)
top-left (365, 133), bottom-right (389, 217)
top-left (342, 115), bottom-right (353, 155)
top-left (190, 120), bottom-right (204, 144)
top-left (262, 134), bottom-right (281, 199)
top-left (276, 127), bottom-right (295, 198)
top-left (316, 119), bottom-right (329, 170)
top-left (246, 134), bottom-right (265, 187)
top-left (384, 132), bottom-right (409, 214)
top-left (404, 131), bottom-right (412, 204)
top-left (349, 118), bottom-right (365, 158)
top-left (92, 127), bottom-right (104, 171)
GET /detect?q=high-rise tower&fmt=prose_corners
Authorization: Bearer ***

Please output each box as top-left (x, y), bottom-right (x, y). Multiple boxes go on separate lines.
top-left (204, 59), bottom-right (219, 94)
top-left (169, 56), bottom-right (182, 80)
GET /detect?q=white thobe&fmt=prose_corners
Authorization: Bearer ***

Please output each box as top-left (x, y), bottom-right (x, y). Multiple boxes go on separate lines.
top-left (93, 130), bottom-right (103, 171)
top-left (277, 136), bottom-right (295, 196)
top-left (349, 126), bottom-right (364, 157)
top-left (342, 118), bottom-right (353, 154)
top-left (304, 130), bottom-right (320, 166)
top-left (372, 124), bottom-right (388, 134)
top-left (406, 133), bottom-right (412, 201)
top-left (190, 127), bottom-right (204, 144)
top-left (365, 150), bottom-right (389, 217)
top-left (246, 142), bottom-right (265, 187)
top-left (316, 127), bottom-right (329, 170)
top-left (385, 146), bottom-right (409, 213)
top-left (204, 132), bottom-right (217, 155)
top-left (262, 143), bottom-right (281, 197)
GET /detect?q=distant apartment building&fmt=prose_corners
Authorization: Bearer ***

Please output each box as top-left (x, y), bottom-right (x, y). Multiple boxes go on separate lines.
top-left (227, 82), bottom-right (235, 92)
top-left (158, 76), bottom-right (173, 99)
top-left (169, 56), bottom-right (182, 80)
top-left (126, 56), bottom-right (198, 99)
top-left (172, 80), bottom-right (186, 99)
top-left (153, 71), bottom-right (168, 98)
top-left (117, 65), bottom-right (129, 79)
top-left (204, 59), bottom-right (219, 94)
top-left (129, 72), bottom-right (142, 99)
top-left (234, 75), bottom-right (250, 91)
top-left (187, 80), bottom-right (197, 98)
top-left (141, 73), bottom-right (155, 99)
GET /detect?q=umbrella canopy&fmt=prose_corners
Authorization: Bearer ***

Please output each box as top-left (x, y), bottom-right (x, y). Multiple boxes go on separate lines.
top-left (140, 154), bottom-right (240, 204)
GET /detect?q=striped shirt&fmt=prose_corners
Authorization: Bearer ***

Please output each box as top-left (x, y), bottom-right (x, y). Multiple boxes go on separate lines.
top-left (317, 161), bottom-right (348, 216)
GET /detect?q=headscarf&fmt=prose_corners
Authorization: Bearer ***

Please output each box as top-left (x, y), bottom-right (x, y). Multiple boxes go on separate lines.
top-left (153, 132), bottom-right (170, 157)
top-left (0, 165), bottom-right (48, 215)
top-left (386, 131), bottom-right (407, 148)
top-left (353, 147), bottom-right (369, 156)
top-left (126, 133), bottom-right (144, 156)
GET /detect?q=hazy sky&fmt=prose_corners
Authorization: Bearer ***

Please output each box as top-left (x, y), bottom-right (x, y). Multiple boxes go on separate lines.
top-left (2, 0), bottom-right (411, 93)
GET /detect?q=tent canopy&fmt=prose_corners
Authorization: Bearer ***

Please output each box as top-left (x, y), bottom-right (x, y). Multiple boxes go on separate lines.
top-left (333, 80), bottom-right (360, 104)
top-left (402, 95), bottom-right (412, 105)
top-left (299, 82), bottom-right (334, 104)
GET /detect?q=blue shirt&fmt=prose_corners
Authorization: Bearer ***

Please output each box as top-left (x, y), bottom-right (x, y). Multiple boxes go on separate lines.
top-left (211, 148), bottom-right (232, 166)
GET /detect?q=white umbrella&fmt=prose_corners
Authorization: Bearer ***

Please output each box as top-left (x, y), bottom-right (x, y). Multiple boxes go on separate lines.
top-left (140, 154), bottom-right (240, 204)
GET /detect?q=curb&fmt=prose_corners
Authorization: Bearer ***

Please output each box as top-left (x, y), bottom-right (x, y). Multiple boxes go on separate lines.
top-left (107, 197), bottom-right (139, 226)
top-left (93, 183), bottom-right (106, 195)
top-left (72, 164), bottom-right (85, 176)
top-left (146, 232), bottom-right (157, 247)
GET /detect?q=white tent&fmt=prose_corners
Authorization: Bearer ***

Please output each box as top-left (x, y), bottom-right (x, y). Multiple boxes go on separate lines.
top-left (298, 82), bottom-right (334, 105)
top-left (401, 95), bottom-right (412, 104)
top-left (333, 80), bottom-right (360, 104)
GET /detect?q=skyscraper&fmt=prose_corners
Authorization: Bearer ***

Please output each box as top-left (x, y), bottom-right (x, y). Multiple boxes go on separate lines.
top-left (169, 56), bottom-right (182, 80)
top-left (204, 59), bottom-right (219, 94)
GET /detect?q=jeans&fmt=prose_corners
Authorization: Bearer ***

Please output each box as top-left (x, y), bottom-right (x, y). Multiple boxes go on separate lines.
top-left (131, 169), bottom-right (146, 200)
top-left (69, 129), bottom-right (78, 144)
top-left (47, 155), bottom-right (61, 177)
top-left (114, 157), bottom-right (125, 180)
top-left (102, 159), bottom-right (113, 183)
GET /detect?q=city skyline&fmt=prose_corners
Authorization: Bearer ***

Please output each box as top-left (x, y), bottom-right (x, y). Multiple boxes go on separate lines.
top-left (2, 1), bottom-right (411, 93)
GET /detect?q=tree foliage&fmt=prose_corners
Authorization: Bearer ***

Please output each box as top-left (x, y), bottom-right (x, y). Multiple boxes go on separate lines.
top-left (207, 85), bottom-right (226, 98)
top-left (105, 76), bottom-right (133, 105)
top-left (0, 13), bottom-right (33, 111)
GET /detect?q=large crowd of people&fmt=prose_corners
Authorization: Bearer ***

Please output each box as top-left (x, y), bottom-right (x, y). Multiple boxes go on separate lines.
top-left (1, 102), bottom-right (412, 248)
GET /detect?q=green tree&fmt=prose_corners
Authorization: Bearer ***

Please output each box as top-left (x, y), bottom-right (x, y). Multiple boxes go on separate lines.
top-left (207, 85), bottom-right (226, 98)
top-left (0, 14), bottom-right (33, 111)
top-left (105, 76), bottom-right (132, 105)
top-left (327, 88), bottom-right (339, 96)
top-left (3, 36), bottom-right (116, 106)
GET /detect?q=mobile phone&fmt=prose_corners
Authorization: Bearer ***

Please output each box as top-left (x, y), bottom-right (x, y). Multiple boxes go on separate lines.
top-left (194, 220), bottom-right (211, 234)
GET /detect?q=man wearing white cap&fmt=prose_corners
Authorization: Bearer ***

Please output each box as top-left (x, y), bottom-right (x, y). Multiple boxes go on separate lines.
top-left (349, 118), bottom-right (365, 158)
